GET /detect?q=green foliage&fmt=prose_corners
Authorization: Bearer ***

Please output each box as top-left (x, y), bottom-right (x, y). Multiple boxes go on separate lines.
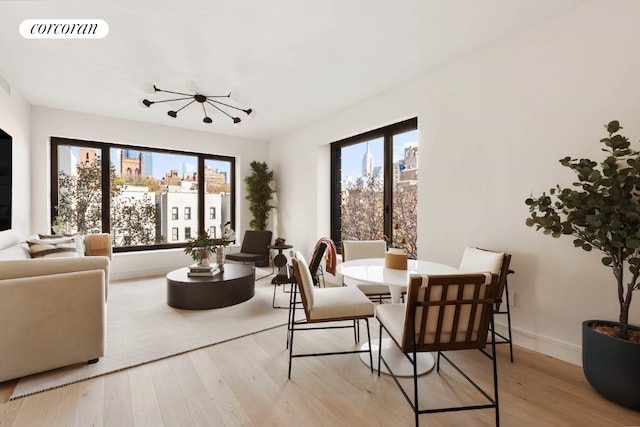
top-left (57, 160), bottom-right (107, 235)
top-left (525, 121), bottom-right (640, 340)
top-left (183, 230), bottom-right (228, 262)
top-left (244, 161), bottom-right (274, 231)
top-left (57, 160), bottom-right (159, 247)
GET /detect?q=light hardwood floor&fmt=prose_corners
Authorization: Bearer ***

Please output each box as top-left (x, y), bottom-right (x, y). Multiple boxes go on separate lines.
top-left (1, 319), bottom-right (639, 426)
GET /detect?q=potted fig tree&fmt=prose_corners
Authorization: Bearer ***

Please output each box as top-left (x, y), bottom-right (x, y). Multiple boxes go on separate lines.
top-left (245, 160), bottom-right (274, 231)
top-left (244, 161), bottom-right (274, 266)
top-left (525, 120), bottom-right (640, 409)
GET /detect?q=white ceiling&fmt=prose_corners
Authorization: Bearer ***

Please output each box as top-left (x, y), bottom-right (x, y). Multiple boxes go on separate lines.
top-left (0, 0), bottom-right (585, 141)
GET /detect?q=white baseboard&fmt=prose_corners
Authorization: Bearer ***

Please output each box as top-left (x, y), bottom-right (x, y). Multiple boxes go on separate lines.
top-left (492, 321), bottom-right (582, 366)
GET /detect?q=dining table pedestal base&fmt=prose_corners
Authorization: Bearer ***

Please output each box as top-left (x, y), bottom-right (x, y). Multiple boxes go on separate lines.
top-left (359, 337), bottom-right (435, 376)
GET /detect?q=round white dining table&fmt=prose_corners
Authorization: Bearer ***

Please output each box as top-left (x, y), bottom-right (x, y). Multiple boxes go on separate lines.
top-left (338, 258), bottom-right (459, 376)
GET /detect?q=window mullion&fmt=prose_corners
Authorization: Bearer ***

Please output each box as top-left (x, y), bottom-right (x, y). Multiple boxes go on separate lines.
top-left (102, 145), bottom-right (110, 234)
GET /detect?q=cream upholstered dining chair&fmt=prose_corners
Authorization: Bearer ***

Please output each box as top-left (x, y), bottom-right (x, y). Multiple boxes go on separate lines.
top-left (288, 251), bottom-right (374, 379)
top-left (376, 273), bottom-right (500, 427)
top-left (285, 241), bottom-right (329, 348)
top-left (341, 239), bottom-right (393, 302)
top-left (459, 246), bottom-right (514, 362)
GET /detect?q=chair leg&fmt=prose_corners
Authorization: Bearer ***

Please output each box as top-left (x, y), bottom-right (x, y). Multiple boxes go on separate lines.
top-left (288, 298), bottom-right (297, 379)
top-left (503, 281), bottom-right (514, 363)
top-left (490, 314), bottom-right (501, 427)
top-left (272, 281), bottom-right (279, 309)
top-left (377, 322), bottom-right (383, 376)
top-left (365, 318), bottom-right (373, 373)
top-left (286, 282), bottom-right (298, 349)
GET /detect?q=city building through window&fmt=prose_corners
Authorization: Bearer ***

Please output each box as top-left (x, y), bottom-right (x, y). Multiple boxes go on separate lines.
top-left (51, 137), bottom-right (235, 252)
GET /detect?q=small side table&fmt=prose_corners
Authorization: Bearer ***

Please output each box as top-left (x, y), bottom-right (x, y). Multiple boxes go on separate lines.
top-left (268, 244), bottom-right (294, 277)
top-left (268, 244), bottom-right (294, 308)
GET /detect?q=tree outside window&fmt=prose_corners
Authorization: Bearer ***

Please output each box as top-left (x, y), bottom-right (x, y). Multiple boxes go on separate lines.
top-left (52, 138), bottom-right (236, 252)
top-left (331, 118), bottom-right (418, 258)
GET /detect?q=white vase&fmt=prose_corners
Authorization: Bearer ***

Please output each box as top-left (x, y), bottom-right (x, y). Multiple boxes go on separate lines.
top-left (198, 256), bottom-right (210, 267)
top-left (217, 248), bottom-right (225, 272)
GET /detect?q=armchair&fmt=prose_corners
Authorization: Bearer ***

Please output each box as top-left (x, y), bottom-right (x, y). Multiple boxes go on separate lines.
top-left (459, 247), bottom-right (514, 362)
top-left (376, 273), bottom-right (500, 426)
top-left (226, 230), bottom-right (273, 279)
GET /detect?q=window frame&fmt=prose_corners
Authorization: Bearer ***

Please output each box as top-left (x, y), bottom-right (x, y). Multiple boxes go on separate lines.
top-left (330, 117), bottom-right (418, 253)
top-left (50, 136), bottom-right (236, 253)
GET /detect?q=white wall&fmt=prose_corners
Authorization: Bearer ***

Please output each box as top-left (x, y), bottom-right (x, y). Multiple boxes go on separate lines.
top-left (30, 107), bottom-right (268, 279)
top-left (270, 0), bottom-right (640, 365)
top-left (0, 74), bottom-right (30, 248)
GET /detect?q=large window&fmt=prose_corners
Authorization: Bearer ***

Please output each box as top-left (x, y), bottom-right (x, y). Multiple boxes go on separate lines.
top-left (331, 118), bottom-right (418, 258)
top-left (51, 137), bottom-right (236, 252)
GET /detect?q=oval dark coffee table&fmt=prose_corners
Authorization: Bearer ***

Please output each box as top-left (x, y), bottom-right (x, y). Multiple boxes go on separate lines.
top-left (166, 264), bottom-right (255, 310)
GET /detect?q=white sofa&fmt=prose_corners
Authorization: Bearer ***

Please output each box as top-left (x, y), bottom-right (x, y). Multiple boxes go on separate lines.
top-left (0, 234), bottom-right (111, 383)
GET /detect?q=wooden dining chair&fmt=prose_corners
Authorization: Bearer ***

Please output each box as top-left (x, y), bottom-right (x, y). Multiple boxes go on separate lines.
top-left (376, 273), bottom-right (500, 427)
top-left (459, 247), bottom-right (514, 362)
top-left (288, 251), bottom-right (375, 379)
top-left (341, 239), bottom-right (392, 302)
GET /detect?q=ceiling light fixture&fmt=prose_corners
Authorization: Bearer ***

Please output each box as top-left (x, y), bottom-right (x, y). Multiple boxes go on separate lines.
top-left (142, 85), bottom-right (252, 124)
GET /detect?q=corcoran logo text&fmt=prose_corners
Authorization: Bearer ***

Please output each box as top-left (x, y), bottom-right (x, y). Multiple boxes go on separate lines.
top-left (20, 19), bottom-right (109, 39)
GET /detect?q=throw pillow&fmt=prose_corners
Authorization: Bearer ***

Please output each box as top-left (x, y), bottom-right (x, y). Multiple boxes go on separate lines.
top-left (27, 237), bottom-right (79, 258)
top-left (38, 233), bottom-right (85, 255)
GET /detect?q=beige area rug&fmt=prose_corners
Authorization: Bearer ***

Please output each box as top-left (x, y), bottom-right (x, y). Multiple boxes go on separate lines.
top-left (10, 269), bottom-right (289, 400)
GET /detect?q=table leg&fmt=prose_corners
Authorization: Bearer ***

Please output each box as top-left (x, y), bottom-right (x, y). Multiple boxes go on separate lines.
top-left (359, 338), bottom-right (435, 376)
top-left (389, 286), bottom-right (403, 304)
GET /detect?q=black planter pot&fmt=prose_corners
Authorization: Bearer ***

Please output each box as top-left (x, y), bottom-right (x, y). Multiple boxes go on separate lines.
top-left (582, 320), bottom-right (640, 410)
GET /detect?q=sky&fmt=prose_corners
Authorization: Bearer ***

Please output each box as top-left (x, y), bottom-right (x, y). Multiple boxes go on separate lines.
top-left (340, 129), bottom-right (417, 180)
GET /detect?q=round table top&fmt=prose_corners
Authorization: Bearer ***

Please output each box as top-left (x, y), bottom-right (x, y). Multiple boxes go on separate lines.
top-left (167, 263), bottom-right (254, 283)
top-left (269, 244), bottom-right (294, 250)
top-left (338, 258), bottom-right (459, 288)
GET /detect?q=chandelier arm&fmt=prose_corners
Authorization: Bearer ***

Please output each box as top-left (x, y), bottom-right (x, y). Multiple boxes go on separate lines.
top-left (174, 99), bottom-right (197, 113)
top-left (154, 87), bottom-right (193, 97)
top-left (207, 99), bottom-right (251, 114)
top-left (149, 96), bottom-right (193, 104)
top-left (202, 93), bottom-right (231, 98)
top-left (201, 103), bottom-right (209, 117)
top-left (205, 100), bottom-right (236, 120)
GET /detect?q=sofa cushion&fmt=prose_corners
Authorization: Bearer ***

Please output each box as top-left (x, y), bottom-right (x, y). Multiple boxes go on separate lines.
top-left (27, 237), bottom-right (80, 258)
top-left (0, 243), bottom-right (30, 260)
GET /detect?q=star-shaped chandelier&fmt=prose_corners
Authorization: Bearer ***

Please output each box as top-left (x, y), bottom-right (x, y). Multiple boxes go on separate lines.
top-left (142, 85), bottom-right (252, 124)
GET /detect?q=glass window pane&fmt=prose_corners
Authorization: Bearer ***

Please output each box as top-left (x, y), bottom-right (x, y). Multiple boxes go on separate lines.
top-left (55, 145), bottom-right (103, 235)
top-left (339, 138), bottom-right (384, 241)
top-left (392, 130), bottom-right (418, 258)
top-left (204, 159), bottom-right (232, 239)
top-left (110, 148), bottom-right (197, 247)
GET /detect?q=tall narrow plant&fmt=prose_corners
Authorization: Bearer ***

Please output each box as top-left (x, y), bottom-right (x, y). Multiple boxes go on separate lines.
top-left (525, 121), bottom-right (640, 340)
top-left (244, 161), bottom-right (274, 231)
